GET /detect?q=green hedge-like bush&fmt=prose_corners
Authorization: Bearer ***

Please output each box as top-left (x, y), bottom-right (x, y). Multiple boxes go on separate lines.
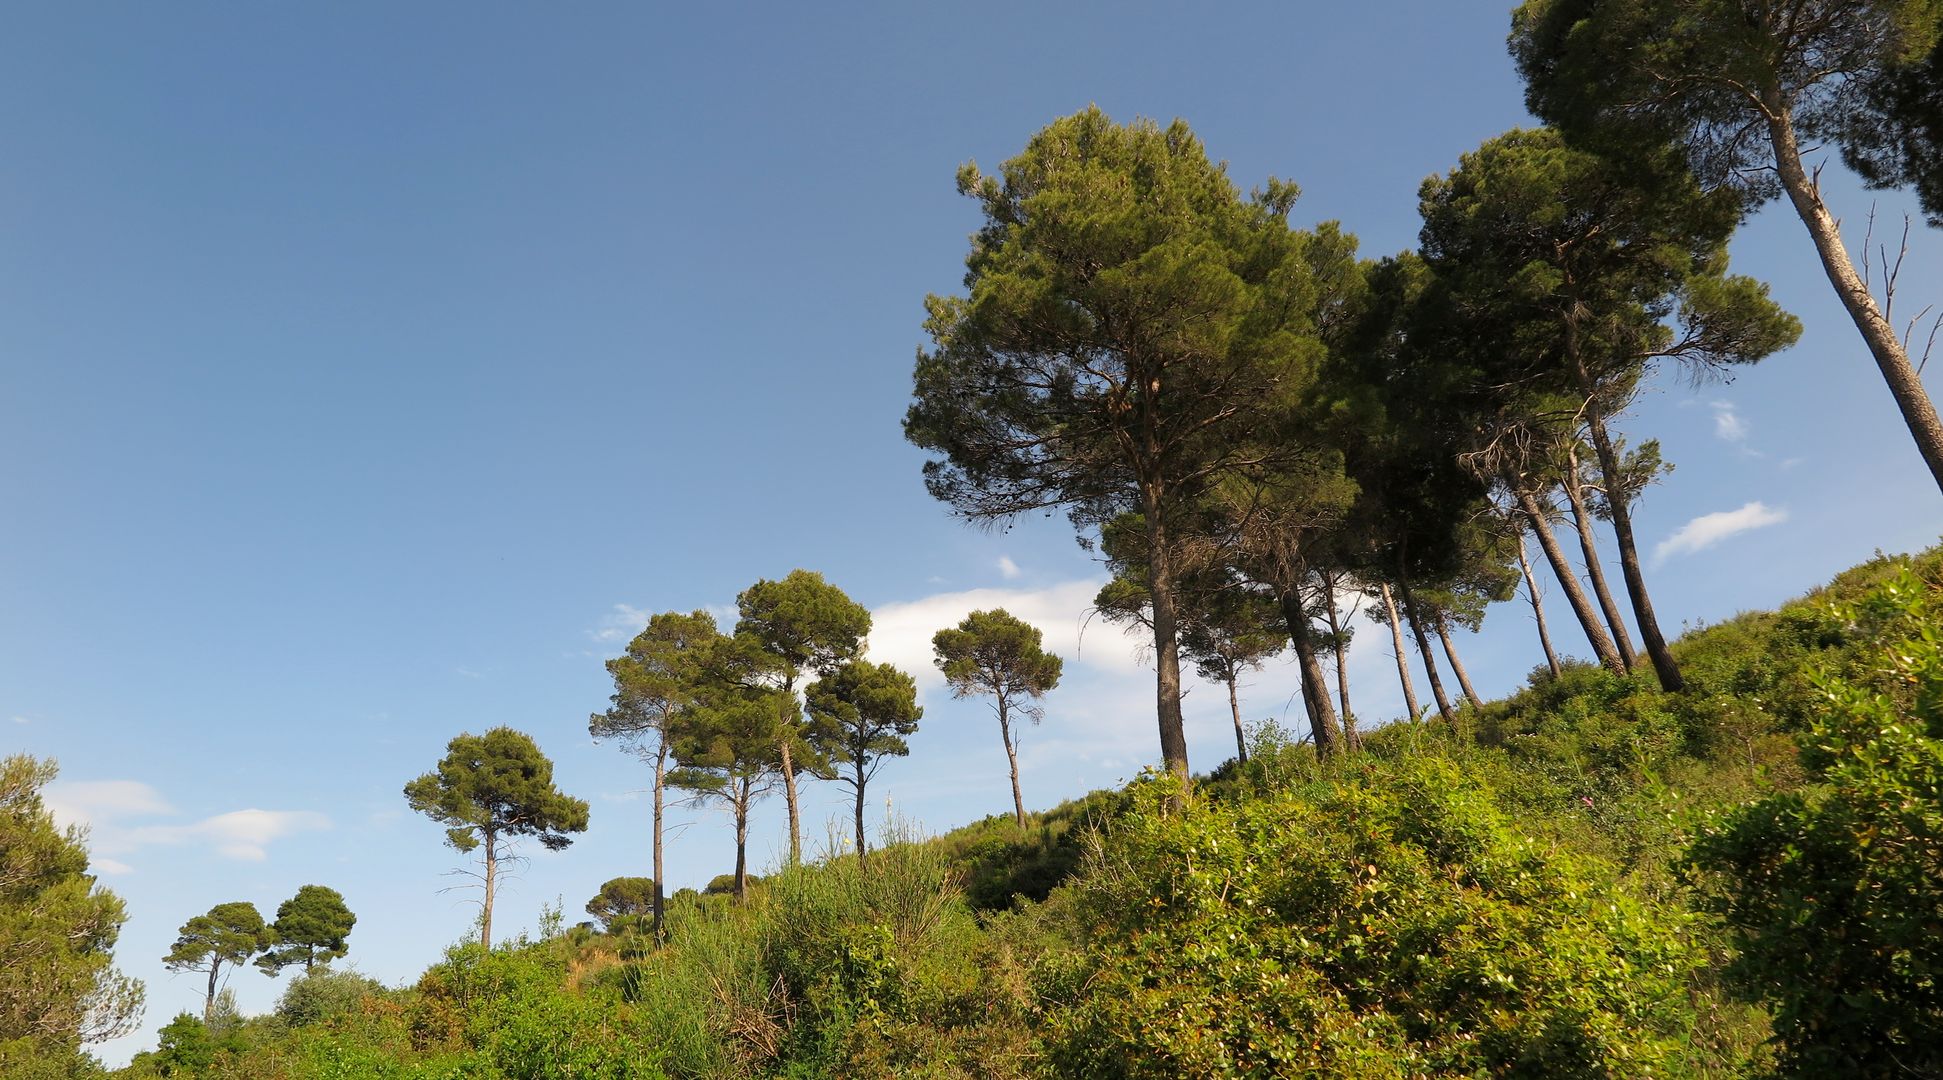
top-left (1043, 759), bottom-right (1708, 1078)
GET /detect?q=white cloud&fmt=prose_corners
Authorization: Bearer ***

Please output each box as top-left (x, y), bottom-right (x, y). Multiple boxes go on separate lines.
top-left (997, 556), bottom-right (1023, 580)
top-left (1710, 400), bottom-right (1749, 443)
top-left (10, 715), bottom-right (28, 725)
top-left (866, 578), bottom-right (1145, 694)
top-left (1653, 502), bottom-right (1788, 565)
top-left (121, 809), bottom-right (332, 862)
top-left (92, 858), bottom-right (134, 876)
top-left (42, 780), bottom-right (329, 863)
top-left (44, 780), bottom-right (175, 831)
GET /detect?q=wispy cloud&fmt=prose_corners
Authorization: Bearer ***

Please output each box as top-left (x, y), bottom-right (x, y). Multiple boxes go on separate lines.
top-left (44, 781), bottom-right (330, 863)
top-left (121, 809), bottom-right (332, 862)
top-left (1710, 400), bottom-right (1748, 443)
top-left (589, 604), bottom-right (651, 644)
top-left (10, 715), bottom-right (28, 725)
top-left (1707, 400), bottom-right (1767, 459)
top-left (44, 780), bottom-right (175, 826)
top-left (997, 556), bottom-right (1023, 580)
top-left (1654, 501), bottom-right (1788, 565)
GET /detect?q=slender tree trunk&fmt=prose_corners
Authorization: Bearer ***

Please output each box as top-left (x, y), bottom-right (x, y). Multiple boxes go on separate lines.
top-left (1226, 673), bottom-right (1248, 764)
top-left (1379, 583), bottom-right (1423, 721)
top-left (651, 742), bottom-right (666, 940)
top-left (1580, 402), bottom-right (1684, 692)
top-left (1766, 94), bottom-right (1943, 493)
top-left (998, 699), bottom-right (1026, 827)
top-left (1515, 488), bottom-right (1627, 673)
top-left (1278, 583), bottom-right (1342, 755)
top-left (1561, 447), bottom-right (1638, 671)
top-left (1396, 563), bottom-right (1458, 731)
top-left (481, 831), bottom-right (497, 951)
top-left (1435, 614), bottom-right (1484, 710)
top-left (205, 960), bottom-right (220, 1021)
top-left (1517, 531), bottom-right (1563, 678)
top-left (854, 761), bottom-right (869, 873)
top-left (1143, 500), bottom-right (1192, 791)
top-left (732, 779), bottom-right (750, 902)
top-left (1322, 575), bottom-right (1358, 750)
top-left (778, 678), bottom-right (803, 865)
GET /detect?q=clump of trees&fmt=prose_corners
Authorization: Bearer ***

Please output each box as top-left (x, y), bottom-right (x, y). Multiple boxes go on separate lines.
top-left (906, 105), bottom-right (1801, 779)
top-left (588, 571), bottom-right (930, 900)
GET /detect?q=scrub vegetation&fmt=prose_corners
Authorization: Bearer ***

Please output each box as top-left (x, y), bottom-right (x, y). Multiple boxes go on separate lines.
top-left (10, 2), bottom-right (1943, 1075)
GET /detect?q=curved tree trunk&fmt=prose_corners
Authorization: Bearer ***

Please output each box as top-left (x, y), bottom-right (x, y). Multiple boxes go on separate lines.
top-left (205, 960), bottom-right (221, 1021)
top-left (1766, 94), bottom-right (1943, 493)
top-left (1379, 583), bottom-right (1423, 721)
top-left (1278, 583), bottom-right (1342, 755)
top-left (1517, 531), bottom-right (1563, 679)
top-left (778, 678), bottom-right (803, 865)
top-left (1435, 614), bottom-right (1485, 710)
top-left (1396, 564), bottom-right (1458, 732)
top-left (1580, 405), bottom-right (1684, 692)
top-left (1515, 488), bottom-right (1627, 674)
top-left (998, 699), bottom-right (1026, 827)
top-left (1561, 447), bottom-right (1638, 671)
top-left (1226, 674), bottom-right (1248, 764)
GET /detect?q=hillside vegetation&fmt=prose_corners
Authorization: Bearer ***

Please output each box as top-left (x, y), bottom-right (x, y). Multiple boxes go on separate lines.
top-left (52, 542), bottom-right (1940, 1079)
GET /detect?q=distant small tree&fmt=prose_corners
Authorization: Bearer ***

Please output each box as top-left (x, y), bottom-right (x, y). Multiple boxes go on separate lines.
top-left (591, 608), bottom-right (718, 937)
top-left (255, 885), bottom-right (355, 975)
top-left (403, 727), bottom-right (590, 951)
top-left (805, 659), bottom-right (924, 867)
top-left (1181, 590), bottom-right (1288, 765)
top-left (933, 609), bottom-right (1063, 827)
top-left (584, 877), bottom-right (657, 932)
top-left (163, 902), bottom-right (270, 1020)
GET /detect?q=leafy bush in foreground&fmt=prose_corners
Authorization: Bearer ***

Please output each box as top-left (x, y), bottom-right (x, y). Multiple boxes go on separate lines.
top-left (1688, 566), bottom-right (1943, 1077)
top-left (1043, 760), bottom-right (1707, 1078)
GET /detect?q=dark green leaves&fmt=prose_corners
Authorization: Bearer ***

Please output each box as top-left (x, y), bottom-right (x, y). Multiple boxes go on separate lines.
top-left (164, 901), bottom-right (271, 974)
top-left (403, 728), bottom-right (590, 853)
top-left (932, 609), bottom-right (1063, 710)
top-left (255, 885), bottom-right (356, 975)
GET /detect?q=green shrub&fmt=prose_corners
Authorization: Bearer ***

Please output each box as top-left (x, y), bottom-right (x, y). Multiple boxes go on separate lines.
top-left (275, 968), bottom-right (388, 1029)
top-left (1044, 761), bottom-right (1708, 1078)
top-left (1687, 566), bottom-right (1943, 1077)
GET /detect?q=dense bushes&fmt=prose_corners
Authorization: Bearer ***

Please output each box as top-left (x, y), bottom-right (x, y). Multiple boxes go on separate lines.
top-left (97, 545), bottom-right (1943, 1078)
top-left (1040, 762), bottom-right (1706, 1078)
top-left (1688, 566), bottom-right (1943, 1077)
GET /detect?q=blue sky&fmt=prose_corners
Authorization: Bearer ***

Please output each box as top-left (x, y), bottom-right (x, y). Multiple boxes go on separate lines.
top-left (3, 2), bottom-right (1939, 1064)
